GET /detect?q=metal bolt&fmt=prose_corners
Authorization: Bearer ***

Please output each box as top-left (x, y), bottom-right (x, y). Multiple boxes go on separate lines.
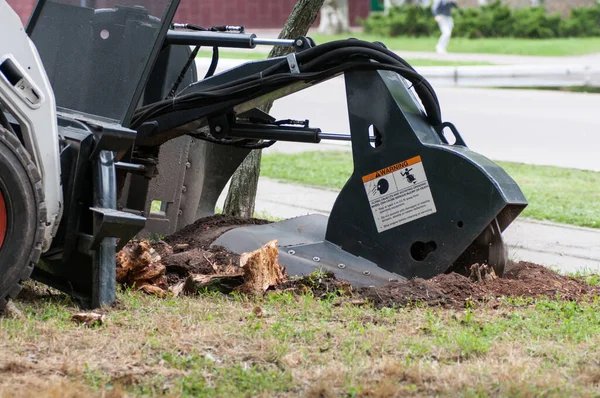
top-left (337, 263), bottom-right (346, 269)
top-left (185, 162), bottom-right (191, 169)
top-left (287, 250), bottom-right (296, 255)
top-left (178, 209), bottom-right (183, 215)
top-left (182, 185), bottom-right (187, 193)
top-left (312, 256), bottom-right (320, 262)
top-left (295, 39), bottom-right (303, 47)
top-left (363, 271), bottom-right (371, 276)
top-left (215, 125), bottom-right (222, 133)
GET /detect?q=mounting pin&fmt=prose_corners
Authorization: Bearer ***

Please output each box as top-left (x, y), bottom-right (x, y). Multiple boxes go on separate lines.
top-left (337, 264), bottom-right (346, 269)
top-left (287, 250), bottom-right (296, 255)
top-left (313, 256), bottom-right (320, 262)
top-left (363, 271), bottom-right (371, 276)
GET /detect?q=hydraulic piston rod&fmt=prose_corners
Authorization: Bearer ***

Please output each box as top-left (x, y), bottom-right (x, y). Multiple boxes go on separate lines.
top-left (252, 38), bottom-right (297, 47)
top-left (166, 31), bottom-right (296, 49)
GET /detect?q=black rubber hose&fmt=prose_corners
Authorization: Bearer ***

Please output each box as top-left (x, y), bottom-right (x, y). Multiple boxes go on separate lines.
top-left (166, 45), bottom-right (201, 99)
top-left (299, 46), bottom-right (441, 120)
top-left (295, 39), bottom-right (415, 70)
top-left (295, 41), bottom-right (440, 105)
top-left (133, 39), bottom-right (444, 126)
top-left (184, 24), bottom-right (207, 31)
top-left (133, 60), bottom-right (442, 128)
top-left (170, 47), bottom-right (416, 104)
top-left (204, 47), bottom-right (219, 79)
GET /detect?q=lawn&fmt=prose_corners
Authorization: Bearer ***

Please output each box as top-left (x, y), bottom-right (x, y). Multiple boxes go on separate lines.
top-left (261, 151), bottom-right (600, 229)
top-left (3, 283), bottom-right (600, 397)
top-left (196, 50), bottom-right (491, 66)
top-left (309, 33), bottom-right (600, 56)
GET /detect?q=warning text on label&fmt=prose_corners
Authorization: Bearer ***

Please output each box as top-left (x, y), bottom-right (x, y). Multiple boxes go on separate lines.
top-left (363, 158), bottom-right (437, 233)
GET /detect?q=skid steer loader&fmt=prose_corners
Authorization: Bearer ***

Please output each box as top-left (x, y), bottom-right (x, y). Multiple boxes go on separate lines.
top-left (0, 0), bottom-right (527, 312)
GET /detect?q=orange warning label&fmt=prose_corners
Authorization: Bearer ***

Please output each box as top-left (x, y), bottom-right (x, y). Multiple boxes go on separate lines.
top-left (362, 155), bottom-right (436, 233)
top-left (362, 156), bottom-right (422, 183)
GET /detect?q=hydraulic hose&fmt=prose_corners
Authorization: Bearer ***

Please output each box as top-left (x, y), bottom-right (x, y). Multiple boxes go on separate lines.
top-left (132, 39), bottom-right (443, 129)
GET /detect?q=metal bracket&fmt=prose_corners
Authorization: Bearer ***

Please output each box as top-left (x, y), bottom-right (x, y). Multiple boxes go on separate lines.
top-left (287, 53), bottom-right (300, 74)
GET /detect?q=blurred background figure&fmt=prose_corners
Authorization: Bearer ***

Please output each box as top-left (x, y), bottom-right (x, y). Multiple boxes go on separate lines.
top-left (432, 0), bottom-right (458, 54)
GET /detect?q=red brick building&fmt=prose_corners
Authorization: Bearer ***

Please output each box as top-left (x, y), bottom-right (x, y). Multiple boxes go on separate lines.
top-left (6, 0), bottom-right (371, 29)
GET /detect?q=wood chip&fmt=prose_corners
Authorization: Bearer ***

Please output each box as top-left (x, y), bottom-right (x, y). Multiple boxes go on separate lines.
top-left (2, 301), bottom-right (24, 320)
top-left (183, 273), bottom-right (245, 295)
top-left (237, 240), bottom-right (287, 294)
top-left (116, 240), bottom-right (168, 294)
top-left (469, 263), bottom-right (498, 282)
top-left (138, 284), bottom-right (167, 297)
top-left (169, 281), bottom-right (186, 297)
top-left (252, 306), bottom-right (264, 318)
top-left (71, 312), bottom-right (104, 327)
top-left (173, 243), bottom-right (190, 253)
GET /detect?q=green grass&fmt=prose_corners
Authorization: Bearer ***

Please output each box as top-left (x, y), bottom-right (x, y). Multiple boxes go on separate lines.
top-left (3, 284), bottom-right (600, 396)
top-left (261, 151), bottom-right (600, 229)
top-left (309, 33), bottom-right (600, 56)
top-left (196, 50), bottom-right (491, 66)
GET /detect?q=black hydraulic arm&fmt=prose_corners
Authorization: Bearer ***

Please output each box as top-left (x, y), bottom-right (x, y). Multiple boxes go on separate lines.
top-left (133, 39), bottom-right (443, 148)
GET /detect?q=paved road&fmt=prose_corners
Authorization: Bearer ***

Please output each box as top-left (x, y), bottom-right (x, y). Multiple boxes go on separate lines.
top-left (196, 58), bottom-right (600, 171)
top-left (268, 77), bottom-right (600, 171)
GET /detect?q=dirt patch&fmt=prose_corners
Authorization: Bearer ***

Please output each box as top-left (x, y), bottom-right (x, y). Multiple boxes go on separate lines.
top-left (163, 214), bottom-right (269, 249)
top-left (361, 261), bottom-right (600, 309)
top-left (128, 215), bottom-right (599, 308)
top-left (277, 271), bottom-right (354, 298)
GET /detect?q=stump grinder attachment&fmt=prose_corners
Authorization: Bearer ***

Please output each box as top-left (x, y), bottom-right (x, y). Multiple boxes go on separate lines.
top-left (0, 0), bottom-right (527, 311)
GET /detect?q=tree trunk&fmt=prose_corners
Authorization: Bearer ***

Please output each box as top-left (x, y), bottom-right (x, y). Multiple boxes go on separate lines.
top-left (319, 0), bottom-right (349, 34)
top-left (223, 0), bottom-right (325, 218)
top-left (222, 149), bottom-right (262, 218)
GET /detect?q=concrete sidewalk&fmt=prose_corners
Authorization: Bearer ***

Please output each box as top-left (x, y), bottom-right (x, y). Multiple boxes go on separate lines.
top-left (217, 177), bottom-right (600, 275)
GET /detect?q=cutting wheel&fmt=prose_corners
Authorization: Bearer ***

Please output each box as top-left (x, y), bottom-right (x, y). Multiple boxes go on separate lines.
top-left (0, 127), bottom-right (45, 313)
top-left (450, 218), bottom-right (508, 277)
top-left (0, 190), bottom-right (6, 249)
top-left (486, 219), bottom-right (508, 276)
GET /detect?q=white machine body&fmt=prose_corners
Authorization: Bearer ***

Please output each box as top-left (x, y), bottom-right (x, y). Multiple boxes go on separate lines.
top-left (0, 0), bottom-right (63, 251)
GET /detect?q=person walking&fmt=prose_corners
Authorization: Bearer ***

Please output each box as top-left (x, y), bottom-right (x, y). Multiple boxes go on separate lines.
top-left (432, 0), bottom-right (458, 54)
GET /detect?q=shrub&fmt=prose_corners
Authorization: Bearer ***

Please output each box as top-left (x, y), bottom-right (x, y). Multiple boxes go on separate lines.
top-left (363, 5), bottom-right (438, 37)
top-left (360, 1), bottom-right (600, 38)
top-left (452, 1), bottom-right (514, 38)
top-left (559, 5), bottom-right (600, 37)
top-left (511, 7), bottom-right (561, 38)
